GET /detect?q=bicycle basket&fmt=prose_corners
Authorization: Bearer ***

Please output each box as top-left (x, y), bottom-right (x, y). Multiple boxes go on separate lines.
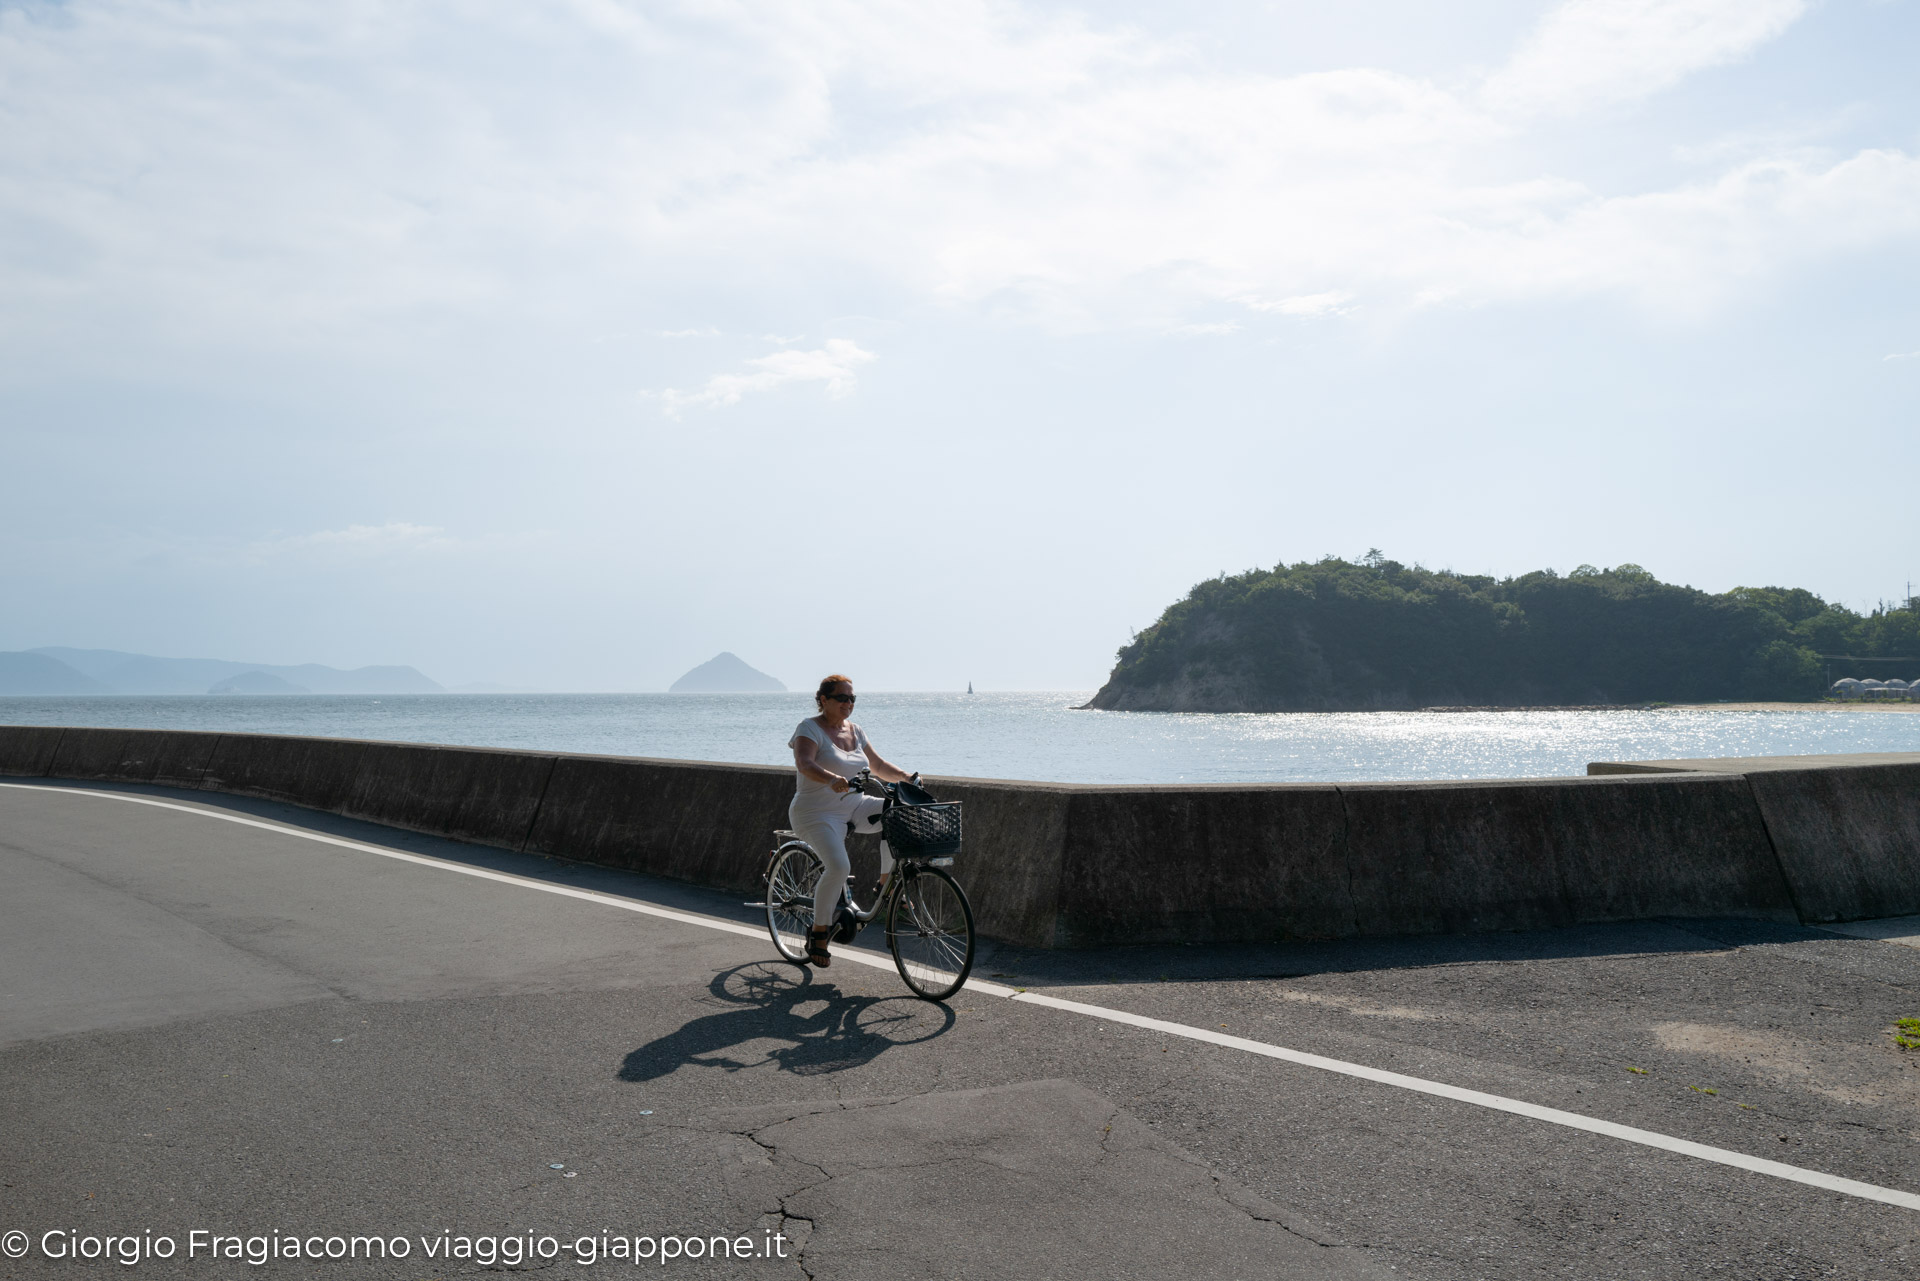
top-left (894, 777), bottom-right (938, 805)
top-left (883, 801), bottom-right (962, 857)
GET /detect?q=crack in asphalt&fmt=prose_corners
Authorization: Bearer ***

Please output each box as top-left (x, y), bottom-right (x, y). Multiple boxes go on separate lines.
top-left (1204, 1176), bottom-right (1352, 1248)
top-left (735, 1120), bottom-right (831, 1280)
top-left (778, 1209), bottom-right (818, 1281)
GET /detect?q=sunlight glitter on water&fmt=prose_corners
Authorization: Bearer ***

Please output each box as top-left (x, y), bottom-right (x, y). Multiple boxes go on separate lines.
top-left (7, 692), bottom-right (1920, 784)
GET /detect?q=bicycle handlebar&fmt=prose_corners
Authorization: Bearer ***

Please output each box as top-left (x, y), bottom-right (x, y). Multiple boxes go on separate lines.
top-left (839, 768), bottom-right (923, 796)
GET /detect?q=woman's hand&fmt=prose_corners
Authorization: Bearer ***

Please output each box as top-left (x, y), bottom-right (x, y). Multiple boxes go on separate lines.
top-left (830, 775), bottom-right (850, 794)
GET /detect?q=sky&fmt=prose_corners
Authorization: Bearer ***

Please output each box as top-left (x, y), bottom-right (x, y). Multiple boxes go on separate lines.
top-left (2, 0), bottom-right (1917, 691)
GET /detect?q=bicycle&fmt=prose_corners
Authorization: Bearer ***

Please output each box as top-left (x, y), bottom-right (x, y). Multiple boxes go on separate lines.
top-left (758, 769), bottom-right (976, 1002)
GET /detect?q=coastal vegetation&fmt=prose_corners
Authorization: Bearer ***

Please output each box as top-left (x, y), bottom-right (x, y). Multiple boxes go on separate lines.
top-left (1087, 554), bottom-right (1920, 712)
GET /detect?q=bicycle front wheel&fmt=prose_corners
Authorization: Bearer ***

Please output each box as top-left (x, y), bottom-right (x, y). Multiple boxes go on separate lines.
top-left (766, 844), bottom-right (822, 965)
top-left (886, 866), bottom-right (975, 1001)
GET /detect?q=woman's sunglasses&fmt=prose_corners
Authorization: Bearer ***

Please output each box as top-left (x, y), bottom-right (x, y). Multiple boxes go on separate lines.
top-left (824, 693), bottom-right (856, 704)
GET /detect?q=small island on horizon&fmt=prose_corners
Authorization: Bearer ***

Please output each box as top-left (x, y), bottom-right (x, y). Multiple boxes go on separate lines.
top-left (668, 652), bottom-right (786, 693)
top-left (1086, 554), bottom-right (1920, 713)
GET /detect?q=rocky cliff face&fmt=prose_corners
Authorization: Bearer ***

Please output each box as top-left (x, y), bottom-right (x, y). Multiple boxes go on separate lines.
top-left (1084, 623), bottom-right (1424, 712)
top-left (1085, 671), bottom-right (1422, 712)
top-left (1085, 613), bottom-right (1275, 711)
top-left (1086, 597), bottom-right (1438, 713)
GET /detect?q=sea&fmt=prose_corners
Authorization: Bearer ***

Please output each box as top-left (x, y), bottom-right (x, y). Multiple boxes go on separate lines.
top-left (6, 692), bottom-right (1920, 784)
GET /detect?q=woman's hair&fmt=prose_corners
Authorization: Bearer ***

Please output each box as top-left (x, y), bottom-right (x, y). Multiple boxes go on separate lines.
top-left (815, 673), bottom-right (853, 710)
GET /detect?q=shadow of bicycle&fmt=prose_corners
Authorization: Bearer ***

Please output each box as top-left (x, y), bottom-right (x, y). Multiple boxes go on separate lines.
top-left (616, 961), bottom-right (956, 1082)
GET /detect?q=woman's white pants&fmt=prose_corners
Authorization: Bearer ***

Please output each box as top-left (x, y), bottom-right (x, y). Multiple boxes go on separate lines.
top-left (789, 795), bottom-right (886, 923)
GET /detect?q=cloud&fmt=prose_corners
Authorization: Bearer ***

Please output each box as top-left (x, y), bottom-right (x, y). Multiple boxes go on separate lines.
top-left (0, 0), bottom-right (1905, 361)
top-left (1165, 321), bottom-right (1240, 337)
top-left (252, 524), bottom-right (458, 565)
top-left (286, 522), bottom-right (448, 550)
top-left (1241, 292), bottom-right (1354, 318)
top-left (1497, 150), bottom-right (1920, 312)
top-left (1886, 351), bottom-right (1920, 362)
top-left (659, 340), bottom-right (877, 415)
top-left (1484, 0), bottom-right (1807, 115)
top-left (653, 327), bottom-right (720, 338)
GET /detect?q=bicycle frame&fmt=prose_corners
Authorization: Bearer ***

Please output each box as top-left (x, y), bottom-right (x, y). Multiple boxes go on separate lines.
top-left (760, 768), bottom-right (976, 1001)
top-left (836, 770), bottom-right (953, 929)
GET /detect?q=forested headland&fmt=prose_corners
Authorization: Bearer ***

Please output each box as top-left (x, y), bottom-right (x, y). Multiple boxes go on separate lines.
top-left (1086, 555), bottom-right (1920, 713)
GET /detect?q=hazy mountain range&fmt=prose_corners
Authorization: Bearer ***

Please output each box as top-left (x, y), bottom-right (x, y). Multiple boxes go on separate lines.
top-left (0, 647), bottom-right (444, 696)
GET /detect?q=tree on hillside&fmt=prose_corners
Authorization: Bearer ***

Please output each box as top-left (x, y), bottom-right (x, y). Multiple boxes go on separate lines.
top-left (1089, 556), bottom-right (1884, 712)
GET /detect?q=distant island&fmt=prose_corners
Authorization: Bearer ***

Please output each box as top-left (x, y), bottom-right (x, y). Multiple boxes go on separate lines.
top-left (0, 647), bottom-right (444, 696)
top-left (208, 671), bottom-right (310, 695)
top-left (1086, 555), bottom-right (1920, 712)
top-left (669, 652), bottom-right (785, 693)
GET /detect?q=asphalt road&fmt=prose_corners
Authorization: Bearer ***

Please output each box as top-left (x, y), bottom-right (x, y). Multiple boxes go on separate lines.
top-left (3, 780), bottom-right (1920, 1279)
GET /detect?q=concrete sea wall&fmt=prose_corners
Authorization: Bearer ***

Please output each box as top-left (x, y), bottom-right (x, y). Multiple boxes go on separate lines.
top-left (2, 726), bottom-right (1914, 947)
top-left (1588, 753), bottom-right (1920, 925)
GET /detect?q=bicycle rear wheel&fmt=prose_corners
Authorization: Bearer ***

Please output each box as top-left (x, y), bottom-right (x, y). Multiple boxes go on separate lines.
top-left (766, 844), bottom-right (822, 965)
top-left (886, 866), bottom-right (975, 1001)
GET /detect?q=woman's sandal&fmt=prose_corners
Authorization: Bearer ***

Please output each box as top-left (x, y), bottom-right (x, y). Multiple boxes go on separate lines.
top-left (807, 926), bottom-right (833, 968)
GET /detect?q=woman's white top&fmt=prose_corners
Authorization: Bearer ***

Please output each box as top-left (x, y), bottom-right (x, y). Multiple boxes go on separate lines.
top-left (789, 718), bottom-right (870, 814)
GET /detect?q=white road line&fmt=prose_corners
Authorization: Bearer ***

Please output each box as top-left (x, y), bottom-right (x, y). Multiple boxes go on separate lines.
top-left (0, 784), bottom-right (919, 977)
top-left (1009, 991), bottom-right (1920, 1210)
top-left (6, 780), bottom-right (1916, 1213)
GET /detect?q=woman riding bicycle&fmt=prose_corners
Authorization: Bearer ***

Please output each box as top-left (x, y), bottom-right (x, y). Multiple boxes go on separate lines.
top-left (788, 674), bottom-right (918, 968)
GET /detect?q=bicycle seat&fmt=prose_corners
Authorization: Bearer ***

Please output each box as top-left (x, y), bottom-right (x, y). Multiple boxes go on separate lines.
top-left (773, 829), bottom-right (803, 841)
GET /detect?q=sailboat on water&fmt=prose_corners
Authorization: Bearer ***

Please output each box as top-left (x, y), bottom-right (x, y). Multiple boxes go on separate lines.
top-left (966, 681), bottom-right (973, 695)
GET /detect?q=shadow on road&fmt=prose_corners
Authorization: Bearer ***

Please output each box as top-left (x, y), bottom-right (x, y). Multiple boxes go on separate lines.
top-left (617, 962), bottom-right (956, 1082)
top-left (22, 783), bottom-right (1864, 997)
top-left (972, 916), bottom-right (1845, 991)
